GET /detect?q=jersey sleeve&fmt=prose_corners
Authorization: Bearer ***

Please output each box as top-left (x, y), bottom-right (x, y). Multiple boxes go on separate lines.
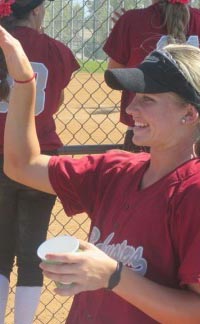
top-left (103, 11), bottom-right (133, 65)
top-left (169, 181), bottom-right (200, 286)
top-left (48, 37), bottom-right (80, 89)
top-left (48, 151), bottom-right (143, 218)
top-left (48, 154), bottom-right (108, 216)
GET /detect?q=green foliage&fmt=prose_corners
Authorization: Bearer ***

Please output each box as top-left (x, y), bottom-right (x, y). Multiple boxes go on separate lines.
top-left (78, 59), bottom-right (107, 73)
top-left (44, 0), bottom-right (200, 62)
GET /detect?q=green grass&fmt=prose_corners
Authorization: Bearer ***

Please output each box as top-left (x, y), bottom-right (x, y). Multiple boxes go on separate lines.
top-left (78, 59), bottom-right (107, 73)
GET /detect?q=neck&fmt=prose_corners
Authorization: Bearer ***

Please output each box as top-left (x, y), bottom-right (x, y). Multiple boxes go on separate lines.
top-left (15, 20), bottom-right (40, 32)
top-left (141, 144), bottom-right (195, 189)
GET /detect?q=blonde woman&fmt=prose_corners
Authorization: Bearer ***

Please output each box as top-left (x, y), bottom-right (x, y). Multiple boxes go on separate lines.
top-left (3, 18), bottom-right (200, 322)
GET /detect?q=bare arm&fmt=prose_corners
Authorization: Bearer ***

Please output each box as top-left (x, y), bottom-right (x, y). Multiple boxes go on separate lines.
top-left (0, 26), bottom-right (55, 195)
top-left (111, 8), bottom-right (126, 25)
top-left (113, 266), bottom-right (200, 324)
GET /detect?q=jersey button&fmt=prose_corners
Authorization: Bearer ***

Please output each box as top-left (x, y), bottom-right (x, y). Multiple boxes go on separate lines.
top-left (87, 313), bottom-right (93, 320)
top-left (124, 203), bottom-right (130, 210)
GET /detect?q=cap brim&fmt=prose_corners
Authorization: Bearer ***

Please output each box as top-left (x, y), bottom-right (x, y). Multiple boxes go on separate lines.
top-left (104, 68), bottom-right (168, 94)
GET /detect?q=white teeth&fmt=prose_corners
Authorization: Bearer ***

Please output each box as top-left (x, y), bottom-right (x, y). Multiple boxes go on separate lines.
top-left (134, 122), bottom-right (148, 127)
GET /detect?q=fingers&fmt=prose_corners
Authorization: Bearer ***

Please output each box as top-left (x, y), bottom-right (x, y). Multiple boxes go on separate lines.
top-left (0, 25), bottom-right (18, 52)
top-left (40, 261), bottom-right (85, 296)
top-left (111, 11), bottom-right (121, 24)
top-left (42, 268), bottom-right (77, 285)
top-left (78, 239), bottom-right (95, 251)
top-left (54, 283), bottom-right (83, 297)
top-left (111, 8), bottom-right (126, 23)
top-left (0, 25), bottom-right (33, 81)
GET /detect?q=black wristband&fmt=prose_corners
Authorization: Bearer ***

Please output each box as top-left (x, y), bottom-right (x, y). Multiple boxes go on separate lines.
top-left (107, 261), bottom-right (123, 290)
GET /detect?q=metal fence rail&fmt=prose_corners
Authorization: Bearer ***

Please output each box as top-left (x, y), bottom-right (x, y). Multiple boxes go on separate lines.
top-left (58, 144), bottom-right (123, 155)
top-left (6, 0), bottom-right (200, 323)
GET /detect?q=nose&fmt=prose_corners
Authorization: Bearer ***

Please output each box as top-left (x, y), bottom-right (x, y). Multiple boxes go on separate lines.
top-left (126, 96), bottom-right (137, 115)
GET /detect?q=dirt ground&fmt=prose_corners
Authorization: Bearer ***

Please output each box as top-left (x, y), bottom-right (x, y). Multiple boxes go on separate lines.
top-left (6, 73), bottom-right (126, 324)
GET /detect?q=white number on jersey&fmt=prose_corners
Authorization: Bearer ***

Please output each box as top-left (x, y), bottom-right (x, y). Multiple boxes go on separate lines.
top-left (0, 62), bottom-right (48, 115)
top-left (156, 35), bottom-right (199, 50)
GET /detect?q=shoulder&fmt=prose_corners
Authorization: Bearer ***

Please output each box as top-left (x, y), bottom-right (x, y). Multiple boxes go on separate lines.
top-left (11, 27), bottom-right (69, 53)
top-left (49, 151), bottom-right (150, 175)
top-left (113, 4), bottom-right (161, 35)
top-left (190, 7), bottom-right (200, 17)
top-left (41, 33), bottom-right (70, 53)
top-left (103, 150), bottom-right (149, 163)
top-left (118, 5), bottom-right (155, 22)
top-left (99, 150), bottom-right (150, 174)
top-left (42, 34), bottom-right (79, 70)
top-left (172, 159), bottom-right (200, 201)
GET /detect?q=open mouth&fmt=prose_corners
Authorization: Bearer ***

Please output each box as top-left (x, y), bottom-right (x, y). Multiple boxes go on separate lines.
top-left (134, 121), bottom-right (149, 129)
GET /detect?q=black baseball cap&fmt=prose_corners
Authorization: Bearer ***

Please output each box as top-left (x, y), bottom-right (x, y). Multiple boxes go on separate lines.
top-left (12, 0), bottom-right (54, 18)
top-left (104, 50), bottom-right (200, 109)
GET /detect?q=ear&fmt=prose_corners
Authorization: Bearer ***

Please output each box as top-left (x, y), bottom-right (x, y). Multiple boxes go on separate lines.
top-left (32, 6), bottom-right (40, 16)
top-left (183, 104), bottom-right (199, 124)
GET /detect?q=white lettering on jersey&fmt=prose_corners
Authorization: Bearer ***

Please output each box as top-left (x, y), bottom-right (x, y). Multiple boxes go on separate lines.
top-left (32, 62), bottom-right (48, 116)
top-left (0, 62), bottom-right (48, 115)
top-left (89, 226), bottom-right (147, 276)
top-left (156, 35), bottom-right (199, 50)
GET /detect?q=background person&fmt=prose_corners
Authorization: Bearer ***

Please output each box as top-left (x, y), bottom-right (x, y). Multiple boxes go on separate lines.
top-left (2, 21), bottom-right (200, 323)
top-left (0, 1), bottom-right (79, 323)
top-left (103, 0), bottom-right (200, 152)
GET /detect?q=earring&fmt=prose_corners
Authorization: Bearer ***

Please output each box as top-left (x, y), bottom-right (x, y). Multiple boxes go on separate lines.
top-left (181, 117), bottom-right (186, 124)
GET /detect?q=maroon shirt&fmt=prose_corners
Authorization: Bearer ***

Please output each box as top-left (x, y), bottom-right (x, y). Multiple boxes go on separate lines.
top-left (0, 26), bottom-right (79, 153)
top-left (49, 151), bottom-right (200, 323)
top-left (103, 4), bottom-right (200, 126)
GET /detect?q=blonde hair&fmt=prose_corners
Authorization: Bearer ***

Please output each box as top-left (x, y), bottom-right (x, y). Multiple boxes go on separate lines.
top-left (159, 0), bottom-right (190, 43)
top-left (164, 44), bottom-right (200, 94)
top-left (164, 43), bottom-right (200, 156)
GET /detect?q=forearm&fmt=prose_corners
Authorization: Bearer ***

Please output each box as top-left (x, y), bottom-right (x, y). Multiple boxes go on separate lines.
top-left (4, 81), bottom-right (39, 181)
top-left (113, 266), bottom-right (200, 323)
top-left (1, 27), bottom-right (39, 180)
top-left (4, 82), bottom-right (53, 193)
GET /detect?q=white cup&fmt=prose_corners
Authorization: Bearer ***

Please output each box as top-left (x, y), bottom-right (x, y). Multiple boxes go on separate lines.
top-left (37, 235), bottom-right (79, 288)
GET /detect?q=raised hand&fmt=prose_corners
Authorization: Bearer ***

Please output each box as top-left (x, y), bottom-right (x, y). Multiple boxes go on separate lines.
top-left (0, 25), bottom-right (33, 82)
top-left (111, 8), bottom-right (126, 26)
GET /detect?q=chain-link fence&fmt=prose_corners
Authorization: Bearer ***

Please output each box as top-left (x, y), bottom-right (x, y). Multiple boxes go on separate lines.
top-left (6, 0), bottom-right (200, 323)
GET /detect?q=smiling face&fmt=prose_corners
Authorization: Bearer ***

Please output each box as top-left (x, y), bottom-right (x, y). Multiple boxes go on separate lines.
top-left (126, 92), bottom-right (190, 150)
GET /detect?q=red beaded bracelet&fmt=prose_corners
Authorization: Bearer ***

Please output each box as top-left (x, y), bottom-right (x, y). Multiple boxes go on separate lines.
top-left (14, 73), bottom-right (36, 84)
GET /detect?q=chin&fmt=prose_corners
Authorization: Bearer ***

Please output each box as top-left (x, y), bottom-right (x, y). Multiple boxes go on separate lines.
top-left (133, 140), bottom-right (148, 147)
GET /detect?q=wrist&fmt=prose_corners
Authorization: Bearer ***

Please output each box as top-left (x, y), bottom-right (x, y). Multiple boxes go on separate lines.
top-left (107, 261), bottom-right (123, 290)
top-left (14, 73), bottom-right (36, 84)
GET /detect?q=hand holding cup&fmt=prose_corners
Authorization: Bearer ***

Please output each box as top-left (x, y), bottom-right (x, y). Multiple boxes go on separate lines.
top-left (37, 235), bottom-right (79, 288)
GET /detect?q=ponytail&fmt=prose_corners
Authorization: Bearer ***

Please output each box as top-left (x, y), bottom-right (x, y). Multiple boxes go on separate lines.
top-left (159, 0), bottom-right (190, 43)
top-left (0, 48), bottom-right (10, 101)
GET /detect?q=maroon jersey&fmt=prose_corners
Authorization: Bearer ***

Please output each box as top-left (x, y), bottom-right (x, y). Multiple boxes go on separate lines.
top-left (49, 151), bottom-right (200, 323)
top-left (103, 3), bottom-right (200, 126)
top-left (0, 26), bottom-right (79, 153)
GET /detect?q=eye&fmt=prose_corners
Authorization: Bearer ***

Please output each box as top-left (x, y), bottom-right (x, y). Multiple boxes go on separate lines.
top-left (142, 96), bottom-right (154, 103)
